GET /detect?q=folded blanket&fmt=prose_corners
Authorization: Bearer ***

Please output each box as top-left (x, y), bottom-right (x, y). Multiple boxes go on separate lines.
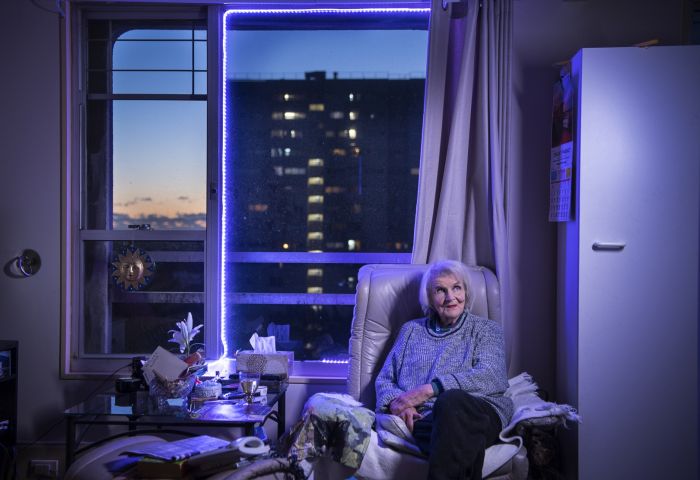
top-left (500, 372), bottom-right (581, 443)
top-left (286, 392), bottom-right (375, 469)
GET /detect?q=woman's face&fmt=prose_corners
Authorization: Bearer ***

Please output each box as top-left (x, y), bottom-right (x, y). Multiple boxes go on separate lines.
top-left (429, 272), bottom-right (466, 326)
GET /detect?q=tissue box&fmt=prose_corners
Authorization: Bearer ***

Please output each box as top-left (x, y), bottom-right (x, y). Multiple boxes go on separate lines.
top-left (236, 351), bottom-right (294, 376)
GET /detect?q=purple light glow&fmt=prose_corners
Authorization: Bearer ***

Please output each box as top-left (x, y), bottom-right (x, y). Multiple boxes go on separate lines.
top-left (320, 358), bottom-right (350, 364)
top-left (224, 8), bottom-right (430, 15)
top-left (220, 6), bottom-right (429, 359)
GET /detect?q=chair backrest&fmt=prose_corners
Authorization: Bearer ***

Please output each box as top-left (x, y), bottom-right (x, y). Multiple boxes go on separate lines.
top-left (347, 263), bottom-right (500, 408)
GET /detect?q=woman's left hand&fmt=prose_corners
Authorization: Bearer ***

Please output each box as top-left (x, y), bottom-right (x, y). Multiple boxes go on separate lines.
top-left (389, 384), bottom-right (434, 415)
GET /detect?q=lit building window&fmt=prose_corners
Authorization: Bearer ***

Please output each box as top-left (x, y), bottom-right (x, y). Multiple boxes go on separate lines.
top-left (308, 158), bottom-right (324, 167)
top-left (329, 111), bottom-right (344, 119)
top-left (307, 232), bottom-right (324, 240)
top-left (308, 177), bottom-right (324, 186)
top-left (307, 268), bottom-right (323, 277)
top-left (309, 103), bottom-right (325, 111)
top-left (332, 148), bottom-right (347, 156)
top-left (272, 165), bottom-right (306, 177)
top-left (248, 203), bottom-right (269, 212)
top-left (283, 93), bottom-right (297, 101)
top-left (307, 286), bottom-right (323, 294)
top-left (348, 93), bottom-right (355, 101)
top-left (324, 186), bottom-right (346, 194)
top-left (349, 111), bottom-right (359, 120)
top-left (307, 213), bottom-right (324, 222)
top-left (411, 167), bottom-right (420, 175)
top-left (351, 146), bottom-right (361, 157)
top-left (284, 147), bottom-right (292, 156)
top-left (284, 111), bottom-right (306, 120)
top-left (271, 129), bottom-right (303, 139)
top-left (307, 195), bottom-right (324, 204)
top-left (282, 243), bottom-right (289, 250)
top-left (348, 239), bottom-right (357, 250)
top-left (348, 128), bottom-right (357, 139)
top-left (272, 112), bottom-right (284, 120)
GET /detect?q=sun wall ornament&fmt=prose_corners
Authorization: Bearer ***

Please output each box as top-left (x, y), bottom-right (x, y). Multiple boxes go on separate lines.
top-left (111, 245), bottom-right (155, 291)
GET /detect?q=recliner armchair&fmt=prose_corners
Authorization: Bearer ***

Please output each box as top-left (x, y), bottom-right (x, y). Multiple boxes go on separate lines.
top-left (342, 263), bottom-right (529, 480)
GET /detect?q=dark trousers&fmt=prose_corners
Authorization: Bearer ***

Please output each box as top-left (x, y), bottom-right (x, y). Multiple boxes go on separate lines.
top-left (412, 390), bottom-right (502, 480)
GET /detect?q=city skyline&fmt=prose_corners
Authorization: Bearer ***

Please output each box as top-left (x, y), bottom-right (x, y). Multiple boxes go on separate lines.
top-left (224, 74), bottom-right (424, 358)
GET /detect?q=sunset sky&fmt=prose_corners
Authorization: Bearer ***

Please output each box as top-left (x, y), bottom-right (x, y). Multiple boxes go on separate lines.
top-left (111, 27), bottom-right (428, 229)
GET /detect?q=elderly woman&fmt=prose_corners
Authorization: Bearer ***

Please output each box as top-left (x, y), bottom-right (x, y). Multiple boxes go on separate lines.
top-left (375, 260), bottom-right (513, 480)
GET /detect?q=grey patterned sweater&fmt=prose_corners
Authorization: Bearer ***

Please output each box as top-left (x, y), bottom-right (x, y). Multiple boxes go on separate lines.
top-left (375, 312), bottom-right (513, 429)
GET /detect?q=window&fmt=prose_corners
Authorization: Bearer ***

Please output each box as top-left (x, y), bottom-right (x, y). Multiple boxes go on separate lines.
top-left (68, 6), bottom-right (428, 373)
top-left (70, 9), bottom-right (214, 373)
top-left (223, 8), bottom-right (429, 362)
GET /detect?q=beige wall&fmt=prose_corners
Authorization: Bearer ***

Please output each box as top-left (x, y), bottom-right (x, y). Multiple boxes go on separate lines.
top-left (0, 0), bottom-right (687, 472)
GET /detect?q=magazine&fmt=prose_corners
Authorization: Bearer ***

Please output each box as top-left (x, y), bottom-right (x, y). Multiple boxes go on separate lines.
top-left (195, 402), bottom-right (273, 422)
top-left (122, 434), bottom-right (230, 461)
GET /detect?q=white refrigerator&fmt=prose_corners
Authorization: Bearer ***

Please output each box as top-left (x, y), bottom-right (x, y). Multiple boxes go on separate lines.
top-left (556, 46), bottom-right (700, 479)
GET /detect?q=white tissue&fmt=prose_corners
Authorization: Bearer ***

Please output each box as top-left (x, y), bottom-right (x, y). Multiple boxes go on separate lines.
top-left (249, 333), bottom-right (276, 353)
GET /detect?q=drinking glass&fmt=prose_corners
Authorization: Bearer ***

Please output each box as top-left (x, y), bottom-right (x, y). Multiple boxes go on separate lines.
top-left (239, 372), bottom-right (260, 404)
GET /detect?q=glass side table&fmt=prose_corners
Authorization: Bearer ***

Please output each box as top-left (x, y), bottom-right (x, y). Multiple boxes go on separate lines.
top-left (64, 384), bottom-right (287, 468)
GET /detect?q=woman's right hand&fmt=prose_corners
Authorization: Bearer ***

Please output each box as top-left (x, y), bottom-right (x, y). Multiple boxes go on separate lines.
top-left (397, 406), bottom-right (422, 432)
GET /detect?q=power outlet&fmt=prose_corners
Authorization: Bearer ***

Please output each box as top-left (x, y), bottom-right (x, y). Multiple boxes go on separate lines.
top-left (28, 459), bottom-right (59, 479)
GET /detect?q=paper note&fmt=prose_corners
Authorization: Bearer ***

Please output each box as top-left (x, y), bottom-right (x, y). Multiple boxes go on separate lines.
top-left (142, 346), bottom-right (188, 383)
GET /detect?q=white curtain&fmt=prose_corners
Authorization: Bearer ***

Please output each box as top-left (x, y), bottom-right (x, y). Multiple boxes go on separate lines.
top-left (412, 0), bottom-right (513, 363)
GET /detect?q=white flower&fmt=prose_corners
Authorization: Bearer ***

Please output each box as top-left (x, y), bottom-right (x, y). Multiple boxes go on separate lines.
top-left (168, 312), bottom-right (203, 355)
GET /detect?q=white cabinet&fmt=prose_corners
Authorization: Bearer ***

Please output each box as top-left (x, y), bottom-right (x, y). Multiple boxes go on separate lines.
top-left (557, 46), bottom-right (700, 480)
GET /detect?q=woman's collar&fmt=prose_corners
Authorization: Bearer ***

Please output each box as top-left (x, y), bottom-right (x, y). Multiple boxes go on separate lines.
top-left (428, 310), bottom-right (469, 334)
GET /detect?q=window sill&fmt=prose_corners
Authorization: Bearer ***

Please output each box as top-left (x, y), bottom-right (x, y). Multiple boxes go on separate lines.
top-left (289, 360), bottom-right (348, 384)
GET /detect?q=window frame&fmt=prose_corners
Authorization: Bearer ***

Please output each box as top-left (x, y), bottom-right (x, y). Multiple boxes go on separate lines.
top-left (65, 5), bottom-right (222, 376)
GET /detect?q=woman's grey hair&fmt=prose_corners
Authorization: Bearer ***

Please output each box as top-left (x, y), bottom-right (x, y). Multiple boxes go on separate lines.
top-left (418, 260), bottom-right (473, 315)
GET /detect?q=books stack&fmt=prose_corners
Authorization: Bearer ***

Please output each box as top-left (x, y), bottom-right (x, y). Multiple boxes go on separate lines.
top-left (122, 435), bottom-right (241, 479)
top-left (135, 448), bottom-right (243, 478)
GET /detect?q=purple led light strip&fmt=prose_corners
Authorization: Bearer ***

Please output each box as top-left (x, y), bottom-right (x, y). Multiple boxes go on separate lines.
top-left (221, 6), bottom-right (429, 359)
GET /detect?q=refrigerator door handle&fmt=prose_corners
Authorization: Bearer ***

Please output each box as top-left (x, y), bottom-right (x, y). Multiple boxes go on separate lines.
top-left (592, 242), bottom-right (626, 251)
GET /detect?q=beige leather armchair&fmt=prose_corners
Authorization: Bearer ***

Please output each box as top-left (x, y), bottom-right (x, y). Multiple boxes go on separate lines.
top-left (346, 263), bottom-right (528, 480)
